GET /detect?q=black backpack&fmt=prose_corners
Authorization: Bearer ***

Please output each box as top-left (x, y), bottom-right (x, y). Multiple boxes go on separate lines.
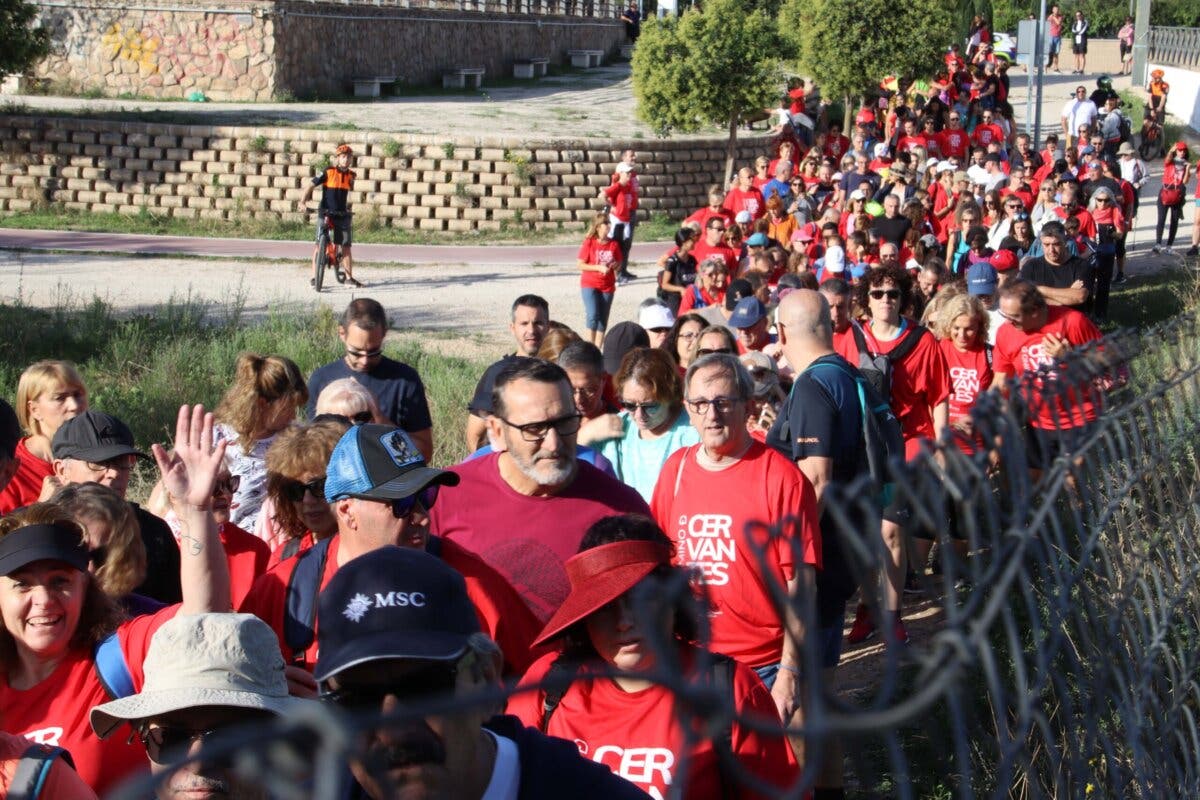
top-left (849, 320), bottom-right (930, 402)
top-left (539, 654), bottom-right (740, 800)
top-left (8, 744), bottom-right (74, 800)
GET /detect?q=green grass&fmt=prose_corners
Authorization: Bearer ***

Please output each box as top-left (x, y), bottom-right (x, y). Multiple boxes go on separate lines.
top-left (0, 207), bottom-right (681, 247)
top-left (1103, 265), bottom-right (1198, 331)
top-left (0, 296), bottom-right (487, 490)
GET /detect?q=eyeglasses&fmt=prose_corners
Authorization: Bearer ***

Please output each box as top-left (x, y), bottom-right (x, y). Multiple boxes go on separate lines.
top-left (870, 289), bottom-right (902, 300)
top-left (346, 345), bottom-right (383, 360)
top-left (321, 662), bottom-right (459, 710)
top-left (620, 400), bottom-right (662, 416)
top-left (281, 476), bottom-right (326, 503)
top-left (685, 396), bottom-right (741, 416)
top-left (83, 454), bottom-right (137, 473)
top-left (213, 474), bottom-right (241, 496)
top-left (347, 410), bottom-right (373, 425)
top-left (696, 347), bottom-right (733, 356)
top-left (677, 331), bottom-right (701, 341)
top-left (1006, 203), bottom-right (1022, 209)
top-left (496, 412), bottom-right (583, 443)
top-left (136, 725), bottom-right (227, 764)
top-left (709, 225), bottom-right (726, 232)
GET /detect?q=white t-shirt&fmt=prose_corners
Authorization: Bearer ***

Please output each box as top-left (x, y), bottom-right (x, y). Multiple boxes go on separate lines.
top-left (1061, 99), bottom-right (1098, 134)
top-left (480, 732), bottom-right (520, 800)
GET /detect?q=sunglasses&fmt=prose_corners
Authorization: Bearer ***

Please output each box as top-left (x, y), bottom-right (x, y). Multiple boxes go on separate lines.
top-left (137, 725), bottom-right (229, 764)
top-left (321, 662), bottom-right (459, 710)
top-left (697, 347), bottom-right (733, 356)
top-left (870, 289), bottom-right (902, 300)
top-left (281, 476), bottom-right (326, 503)
top-left (348, 410), bottom-right (373, 425)
top-left (620, 400), bottom-right (662, 416)
top-left (346, 346), bottom-right (383, 360)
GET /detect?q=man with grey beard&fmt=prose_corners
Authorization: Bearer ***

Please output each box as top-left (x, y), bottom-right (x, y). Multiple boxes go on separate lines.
top-left (429, 358), bottom-right (649, 622)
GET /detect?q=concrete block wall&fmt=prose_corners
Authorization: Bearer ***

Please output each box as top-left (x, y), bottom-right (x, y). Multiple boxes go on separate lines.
top-left (0, 115), bottom-right (774, 231)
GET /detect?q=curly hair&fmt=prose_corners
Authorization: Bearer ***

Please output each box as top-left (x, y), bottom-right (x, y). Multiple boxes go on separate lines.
top-left (265, 419), bottom-right (348, 541)
top-left (857, 263), bottom-right (914, 317)
top-left (614, 348), bottom-right (685, 418)
top-left (15, 361), bottom-right (88, 438)
top-left (51, 483), bottom-right (146, 598)
top-left (215, 354), bottom-right (308, 452)
top-left (0, 503), bottom-right (124, 670)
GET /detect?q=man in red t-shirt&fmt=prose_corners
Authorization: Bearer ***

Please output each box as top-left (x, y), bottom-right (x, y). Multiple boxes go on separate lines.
top-left (895, 118), bottom-right (929, 155)
top-left (430, 359), bottom-right (649, 622)
top-left (819, 278), bottom-right (855, 358)
top-left (991, 279), bottom-right (1105, 474)
top-left (685, 186), bottom-right (735, 231)
top-left (691, 216), bottom-right (740, 273)
top-left (971, 110), bottom-right (1005, 149)
top-left (651, 353), bottom-right (820, 721)
top-left (239, 424), bottom-right (542, 679)
top-left (723, 167), bottom-right (766, 220)
top-left (936, 113), bottom-right (970, 161)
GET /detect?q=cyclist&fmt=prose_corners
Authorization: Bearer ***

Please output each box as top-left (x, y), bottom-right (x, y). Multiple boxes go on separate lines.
top-left (1146, 69), bottom-right (1169, 125)
top-left (302, 143), bottom-right (362, 288)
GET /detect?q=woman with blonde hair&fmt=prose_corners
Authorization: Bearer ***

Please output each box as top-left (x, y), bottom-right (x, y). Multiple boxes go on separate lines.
top-left (213, 353), bottom-right (307, 531)
top-left (50, 482), bottom-right (150, 610)
top-left (262, 418), bottom-right (347, 564)
top-left (0, 361), bottom-right (88, 514)
top-left (313, 377), bottom-right (384, 425)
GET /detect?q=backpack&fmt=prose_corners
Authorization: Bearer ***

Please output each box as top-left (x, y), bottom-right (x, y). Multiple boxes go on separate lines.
top-left (1119, 113), bottom-right (1133, 143)
top-left (803, 359), bottom-right (905, 507)
top-left (8, 744), bottom-right (75, 800)
top-left (849, 320), bottom-right (930, 402)
top-left (283, 535), bottom-right (333, 665)
top-left (539, 653), bottom-right (739, 800)
top-left (93, 630), bottom-right (135, 701)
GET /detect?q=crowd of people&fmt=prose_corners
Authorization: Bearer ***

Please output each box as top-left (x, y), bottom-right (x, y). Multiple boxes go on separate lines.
top-left (0, 31), bottom-right (1191, 800)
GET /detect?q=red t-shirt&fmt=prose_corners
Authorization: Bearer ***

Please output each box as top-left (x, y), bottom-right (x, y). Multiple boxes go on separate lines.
top-left (578, 237), bottom-right (622, 292)
top-left (219, 522), bottom-right (271, 608)
top-left (939, 340), bottom-right (993, 454)
top-left (971, 123), bottom-right (1005, 148)
top-left (678, 285), bottom-right (725, 314)
top-left (684, 207), bottom-right (734, 230)
top-left (604, 182), bottom-right (637, 222)
top-left (239, 534), bottom-right (544, 676)
top-left (929, 182), bottom-right (956, 242)
top-left (691, 240), bottom-right (739, 274)
top-left (509, 649), bottom-right (797, 799)
top-left (841, 322), bottom-right (950, 459)
top-left (0, 439), bottom-right (52, 515)
top-left (429, 455), bottom-right (650, 622)
top-left (0, 605), bottom-right (177, 796)
top-left (723, 188), bottom-right (765, 220)
top-left (993, 306), bottom-right (1103, 430)
top-left (1052, 206), bottom-right (1097, 239)
top-left (937, 129), bottom-right (970, 161)
top-left (650, 443), bottom-right (820, 668)
top-left (896, 135), bottom-right (929, 154)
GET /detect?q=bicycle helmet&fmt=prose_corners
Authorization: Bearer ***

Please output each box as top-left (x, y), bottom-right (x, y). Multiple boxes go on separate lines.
top-left (1096, 74), bottom-right (1113, 90)
top-left (335, 143), bottom-right (353, 156)
top-left (1150, 69), bottom-right (1165, 79)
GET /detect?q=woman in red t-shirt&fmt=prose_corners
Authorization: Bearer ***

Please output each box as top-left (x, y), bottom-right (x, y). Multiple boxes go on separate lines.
top-left (935, 294), bottom-right (993, 455)
top-left (263, 419), bottom-right (344, 566)
top-left (678, 257), bottom-right (729, 314)
top-left (1155, 142), bottom-right (1191, 252)
top-left (0, 406), bottom-right (232, 797)
top-left (509, 515), bottom-right (798, 800)
top-left (578, 213), bottom-right (623, 346)
top-left (0, 362), bottom-right (89, 515)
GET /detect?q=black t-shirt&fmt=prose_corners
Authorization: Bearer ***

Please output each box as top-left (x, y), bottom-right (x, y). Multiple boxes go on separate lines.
top-left (306, 356), bottom-right (433, 432)
top-left (468, 354), bottom-right (524, 416)
top-left (839, 169), bottom-right (880, 195)
top-left (1019, 255), bottom-right (1094, 311)
top-left (872, 214), bottom-right (912, 247)
top-left (132, 503), bottom-right (182, 604)
top-left (765, 354), bottom-right (868, 624)
top-left (663, 252), bottom-right (698, 291)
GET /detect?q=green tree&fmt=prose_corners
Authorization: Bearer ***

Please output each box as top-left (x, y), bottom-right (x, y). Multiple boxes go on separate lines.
top-left (780, 0), bottom-right (954, 127)
top-left (631, 0), bottom-right (783, 185)
top-left (0, 0), bottom-right (49, 80)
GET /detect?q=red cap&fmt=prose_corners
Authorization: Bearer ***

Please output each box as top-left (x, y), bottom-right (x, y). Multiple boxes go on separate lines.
top-left (1174, 141), bottom-right (1189, 153)
top-left (855, 108), bottom-right (876, 125)
top-left (990, 249), bottom-right (1018, 272)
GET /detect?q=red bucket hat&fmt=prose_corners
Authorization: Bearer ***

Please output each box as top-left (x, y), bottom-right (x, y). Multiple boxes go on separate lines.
top-left (532, 540), bottom-right (672, 648)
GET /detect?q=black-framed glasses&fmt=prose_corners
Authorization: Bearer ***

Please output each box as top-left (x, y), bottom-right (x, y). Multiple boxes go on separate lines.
top-left (620, 400), bottom-right (662, 416)
top-left (321, 662), bottom-right (459, 710)
top-left (696, 347), bottom-right (733, 356)
top-left (496, 413), bottom-right (583, 443)
top-left (213, 474), bottom-right (241, 496)
top-left (281, 476), bottom-right (326, 503)
top-left (685, 396), bottom-right (742, 416)
top-left (870, 289), bottom-right (902, 300)
top-left (84, 454), bottom-right (136, 473)
top-left (677, 331), bottom-right (701, 341)
top-left (136, 725), bottom-right (227, 764)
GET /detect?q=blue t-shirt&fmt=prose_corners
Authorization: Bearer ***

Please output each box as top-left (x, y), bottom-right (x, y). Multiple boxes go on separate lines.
top-left (598, 409), bottom-right (700, 501)
top-left (306, 356), bottom-right (432, 432)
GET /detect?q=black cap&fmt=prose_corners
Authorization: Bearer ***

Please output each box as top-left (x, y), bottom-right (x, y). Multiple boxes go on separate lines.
top-left (314, 546), bottom-right (481, 683)
top-left (324, 425), bottom-right (459, 503)
top-left (725, 279), bottom-right (755, 310)
top-left (51, 411), bottom-right (147, 463)
top-left (601, 321), bottom-right (649, 376)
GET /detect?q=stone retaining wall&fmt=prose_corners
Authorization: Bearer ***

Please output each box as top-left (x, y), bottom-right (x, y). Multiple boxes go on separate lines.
top-left (0, 115), bottom-right (772, 231)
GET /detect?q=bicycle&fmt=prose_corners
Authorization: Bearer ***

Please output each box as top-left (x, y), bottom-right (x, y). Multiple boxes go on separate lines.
top-left (311, 209), bottom-right (351, 292)
top-left (1139, 106), bottom-right (1165, 161)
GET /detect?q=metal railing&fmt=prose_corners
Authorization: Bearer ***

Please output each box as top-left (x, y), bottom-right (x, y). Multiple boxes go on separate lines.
top-left (1148, 26), bottom-right (1200, 70)
top-left (109, 308), bottom-right (1200, 799)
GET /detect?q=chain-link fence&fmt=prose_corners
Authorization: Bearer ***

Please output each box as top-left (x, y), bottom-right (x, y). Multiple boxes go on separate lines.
top-left (110, 310), bottom-right (1200, 799)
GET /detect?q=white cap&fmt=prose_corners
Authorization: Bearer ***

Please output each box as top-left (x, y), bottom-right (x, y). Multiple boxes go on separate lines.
top-left (849, 189), bottom-right (867, 201)
top-left (824, 245), bottom-right (846, 272)
top-left (936, 160), bottom-right (955, 174)
top-left (925, 157), bottom-right (940, 171)
top-left (638, 303), bottom-right (675, 331)
top-left (734, 210), bottom-right (753, 224)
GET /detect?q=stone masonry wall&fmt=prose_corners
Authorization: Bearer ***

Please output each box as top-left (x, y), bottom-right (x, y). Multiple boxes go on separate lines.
top-left (0, 115), bottom-right (773, 231)
top-left (34, 1), bottom-right (277, 101)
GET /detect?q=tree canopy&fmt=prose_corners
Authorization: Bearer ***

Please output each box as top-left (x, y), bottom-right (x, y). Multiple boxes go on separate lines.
top-left (0, 0), bottom-right (49, 80)
top-left (779, 0), bottom-right (954, 105)
top-left (631, 0), bottom-right (783, 183)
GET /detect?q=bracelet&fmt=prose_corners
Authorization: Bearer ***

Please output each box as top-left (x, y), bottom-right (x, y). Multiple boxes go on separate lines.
top-left (778, 664), bottom-right (802, 676)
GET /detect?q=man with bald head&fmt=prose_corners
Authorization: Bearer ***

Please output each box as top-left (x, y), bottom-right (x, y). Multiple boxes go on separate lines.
top-left (766, 289), bottom-right (871, 799)
top-left (878, 241), bottom-right (901, 269)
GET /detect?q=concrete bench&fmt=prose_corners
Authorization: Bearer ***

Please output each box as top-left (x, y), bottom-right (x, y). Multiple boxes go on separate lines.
top-left (351, 76), bottom-right (396, 98)
top-left (513, 57), bottom-right (550, 79)
top-left (442, 66), bottom-right (485, 89)
top-left (567, 49), bottom-right (604, 69)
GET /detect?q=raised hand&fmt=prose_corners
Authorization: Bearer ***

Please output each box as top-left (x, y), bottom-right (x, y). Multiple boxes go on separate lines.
top-left (152, 404), bottom-right (228, 511)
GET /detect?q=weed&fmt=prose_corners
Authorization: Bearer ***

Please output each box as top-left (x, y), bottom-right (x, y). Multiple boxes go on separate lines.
top-left (272, 89), bottom-right (298, 103)
top-left (453, 181), bottom-right (471, 201)
top-left (312, 154), bottom-right (332, 172)
top-left (504, 151), bottom-right (534, 184)
top-left (382, 139), bottom-right (402, 158)
top-left (441, 142), bottom-right (456, 159)
top-left (248, 135), bottom-right (269, 153)
top-left (282, 141), bottom-right (292, 155)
